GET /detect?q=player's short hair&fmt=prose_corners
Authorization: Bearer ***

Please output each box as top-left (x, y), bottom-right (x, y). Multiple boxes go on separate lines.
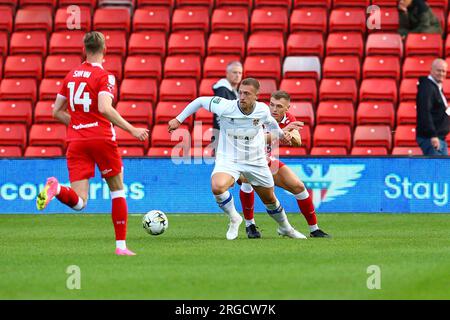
top-left (226, 61), bottom-right (243, 73)
top-left (271, 90), bottom-right (291, 102)
top-left (83, 31), bottom-right (105, 55)
top-left (240, 78), bottom-right (260, 92)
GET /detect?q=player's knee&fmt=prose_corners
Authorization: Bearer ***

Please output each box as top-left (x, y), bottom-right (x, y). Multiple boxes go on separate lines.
top-left (211, 181), bottom-right (229, 195)
top-left (291, 180), bottom-right (306, 194)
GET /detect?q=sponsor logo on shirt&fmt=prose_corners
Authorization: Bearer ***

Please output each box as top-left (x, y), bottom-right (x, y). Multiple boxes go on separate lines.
top-left (72, 122), bottom-right (99, 130)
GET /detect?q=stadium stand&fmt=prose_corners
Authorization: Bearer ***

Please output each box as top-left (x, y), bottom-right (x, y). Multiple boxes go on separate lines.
top-left (1, 0), bottom-right (449, 157)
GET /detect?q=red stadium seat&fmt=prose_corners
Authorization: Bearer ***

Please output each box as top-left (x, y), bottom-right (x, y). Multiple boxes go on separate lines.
top-left (351, 146), bottom-right (388, 155)
top-left (286, 32), bottom-right (324, 59)
top-left (116, 101), bottom-right (153, 126)
top-left (293, 0), bottom-right (331, 8)
top-left (54, 6), bottom-right (91, 32)
top-left (428, 0), bottom-right (448, 11)
top-left (171, 7), bottom-right (209, 33)
top-left (190, 146), bottom-right (215, 158)
top-left (4, 55), bottom-right (42, 80)
top-left (257, 79), bottom-right (277, 102)
top-left (356, 102), bottom-right (395, 128)
top-left (120, 78), bottom-right (157, 103)
top-left (155, 101), bottom-right (193, 127)
top-left (203, 55), bottom-right (241, 78)
top-left (359, 79), bottom-right (397, 104)
top-left (10, 31), bottom-right (47, 56)
top-left (247, 32), bottom-right (285, 57)
top-left (133, 7), bottom-right (170, 33)
top-left (128, 32), bottom-right (166, 57)
top-left (430, 7), bottom-right (445, 31)
top-left (369, 7), bottom-right (399, 33)
top-left (102, 31), bottom-right (127, 58)
top-left (322, 56), bottom-right (361, 82)
top-left (14, 7), bottom-right (52, 33)
top-left (195, 107), bottom-right (213, 124)
top-left (208, 32), bottom-right (245, 57)
top-left (34, 101), bottom-right (56, 123)
top-left (192, 124), bottom-right (214, 147)
top-left (405, 33), bottom-right (443, 57)
top-left (59, 0), bottom-right (97, 7)
top-left (316, 101), bottom-right (355, 126)
top-left (102, 55), bottom-right (123, 81)
top-left (0, 101), bottom-right (32, 126)
top-left (44, 55), bottom-right (81, 78)
top-left (93, 7), bottom-right (131, 34)
top-left (371, 0), bottom-right (400, 6)
top-left (333, 0), bottom-right (369, 7)
top-left (168, 31), bottom-right (206, 57)
top-left (319, 78), bottom-right (358, 103)
top-left (313, 124), bottom-right (352, 151)
top-left (49, 31), bottom-right (84, 55)
top-left (276, 146), bottom-right (307, 156)
top-left (397, 101), bottom-right (417, 125)
top-left (366, 33), bottom-right (403, 57)
top-left (115, 124), bottom-right (150, 150)
top-left (310, 147), bottom-right (348, 155)
top-left (363, 56), bottom-right (400, 81)
top-left (211, 7), bottom-right (249, 33)
top-left (24, 146), bottom-right (63, 157)
top-left (151, 123), bottom-right (190, 147)
top-left (289, 101), bottom-right (314, 127)
top-left (215, 0), bottom-right (252, 8)
top-left (0, 123), bottom-right (27, 150)
top-left (255, 0), bottom-right (291, 9)
top-left (199, 78), bottom-right (217, 96)
top-left (290, 7), bottom-right (327, 34)
top-left (279, 79), bottom-right (317, 104)
top-left (118, 147), bottom-right (145, 157)
top-left (391, 147), bottom-right (423, 156)
top-left (159, 78), bottom-right (198, 101)
top-left (124, 55), bottom-right (162, 81)
top-left (353, 125), bottom-right (392, 150)
top-left (0, 78), bottom-right (37, 103)
top-left (298, 125), bottom-right (311, 150)
top-left (0, 146), bottom-right (22, 157)
top-left (329, 8), bottom-right (366, 34)
top-left (243, 56), bottom-right (281, 82)
top-left (20, 0), bottom-right (57, 6)
top-left (29, 123), bottom-right (67, 148)
top-left (39, 78), bottom-right (63, 100)
top-left (402, 56), bottom-right (437, 79)
top-left (147, 147), bottom-right (185, 158)
top-left (251, 7), bottom-right (288, 33)
top-left (0, 7), bottom-right (13, 34)
top-left (399, 78), bottom-right (419, 102)
top-left (326, 32), bottom-right (364, 59)
top-left (0, 32), bottom-right (7, 57)
top-left (394, 125), bottom-right (417, 147)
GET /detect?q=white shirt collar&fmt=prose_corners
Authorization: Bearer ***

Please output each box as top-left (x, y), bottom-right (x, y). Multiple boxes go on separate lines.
top-left (428, 75), bottom-right (442, 90)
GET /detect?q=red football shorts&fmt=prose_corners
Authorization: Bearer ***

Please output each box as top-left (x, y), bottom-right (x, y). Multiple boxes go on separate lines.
top-left (268, 158), bottom-right (286, 175)
top-left (66, 139), bottom-right (123, 182)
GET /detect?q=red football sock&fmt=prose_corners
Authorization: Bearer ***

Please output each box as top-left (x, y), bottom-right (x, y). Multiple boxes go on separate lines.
top-left (56, 186), bottom-right (81, 208)
top-left (297, 195), bottom-right (318, 226)
top-left (240, 189), bottom-right (255, 221)
top-left (111, 191), bottom-right (128, 241)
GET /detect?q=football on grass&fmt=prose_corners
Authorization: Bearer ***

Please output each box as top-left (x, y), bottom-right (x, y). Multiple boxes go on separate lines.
top-left (142, 210), bottom-right (168, 235)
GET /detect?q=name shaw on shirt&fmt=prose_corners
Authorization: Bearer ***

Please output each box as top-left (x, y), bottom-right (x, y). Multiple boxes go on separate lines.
top-left (73, 70), bottom-right (92, 78)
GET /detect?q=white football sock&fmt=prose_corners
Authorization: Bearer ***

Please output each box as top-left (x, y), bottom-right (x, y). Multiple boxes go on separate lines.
top-left (116, 240), bottom-right (126, 250)
top-left (309, 224), bottom-right (319, 232)
top-left (240, 183), bottom-right (254, 193)
top-left (245, 219), bottom-right (256, 227)
top-left (265, 200), bottom-right (291, 229)
top-left (214, 191), bottom-right (241, 221)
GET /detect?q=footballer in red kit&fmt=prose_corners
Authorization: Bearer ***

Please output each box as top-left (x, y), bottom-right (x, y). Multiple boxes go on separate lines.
top-left (239, 90), bottom-right (331, 239)
top-left (36, 32), bottom-right (149, 256)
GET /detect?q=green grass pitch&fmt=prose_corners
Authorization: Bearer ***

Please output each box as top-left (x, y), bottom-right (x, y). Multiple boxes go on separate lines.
top-left (0, 213), bottom-right (449, 300)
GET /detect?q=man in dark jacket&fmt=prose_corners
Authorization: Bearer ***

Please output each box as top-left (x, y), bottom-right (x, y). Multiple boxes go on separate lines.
top-left (398, 0), bottom-right (442, 37)
top-left (212, 61), bottom-right (242, 130)
top-left (416, 58), bottom-right (449, 155)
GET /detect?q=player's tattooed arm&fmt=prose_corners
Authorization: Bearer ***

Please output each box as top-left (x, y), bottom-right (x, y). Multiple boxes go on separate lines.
top-left (53, 94), bottom-right (71, 126)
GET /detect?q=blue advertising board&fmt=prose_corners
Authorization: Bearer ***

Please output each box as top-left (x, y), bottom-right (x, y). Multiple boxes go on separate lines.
top-left (0, 157), bottom-right (449, 214)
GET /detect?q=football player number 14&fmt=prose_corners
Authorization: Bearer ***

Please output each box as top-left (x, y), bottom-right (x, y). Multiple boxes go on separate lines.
top-left (68, 81), bottom-right (92, 112)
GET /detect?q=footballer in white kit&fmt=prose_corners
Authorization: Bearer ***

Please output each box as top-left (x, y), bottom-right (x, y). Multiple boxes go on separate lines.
top-left (168, 78), bottom-right (307, 240)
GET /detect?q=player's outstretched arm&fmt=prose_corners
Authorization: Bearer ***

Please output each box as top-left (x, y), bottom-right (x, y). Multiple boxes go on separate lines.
top-left (168, 96), bottom-right (214, 132)
top-left (98, 94), bottom-right (149, 141)
top-left (53, 95), bottom-right (71, 126)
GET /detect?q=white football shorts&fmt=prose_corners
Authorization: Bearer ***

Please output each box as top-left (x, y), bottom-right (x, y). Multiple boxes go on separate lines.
top-left (211, 160), bottom-right (274, 188)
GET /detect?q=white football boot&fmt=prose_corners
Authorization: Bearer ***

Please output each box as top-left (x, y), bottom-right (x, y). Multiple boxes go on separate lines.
top-left (277, 226), bottom-right (307, 239)
top-left (226, 215), bottom-right (243, 240)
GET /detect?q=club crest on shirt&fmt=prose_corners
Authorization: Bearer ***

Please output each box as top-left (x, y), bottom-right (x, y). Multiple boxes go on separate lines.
top-left (253, 119), bottom-right (260, 126)
top-left (212, 97), bottom-right (222, 104)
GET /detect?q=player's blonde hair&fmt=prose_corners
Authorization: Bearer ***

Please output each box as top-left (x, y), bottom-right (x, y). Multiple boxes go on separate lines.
top-left (271, 90), bottom-right (291, 102)
top-left (83, 31), bottom-right (105, 55)
top-left (240, 78), bottom-right (260, 92)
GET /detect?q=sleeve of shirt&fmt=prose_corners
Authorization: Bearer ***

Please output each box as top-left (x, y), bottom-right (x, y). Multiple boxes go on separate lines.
top-left (208, 96), bottom-right (233, 117)
top-left (98, 73), bottom-right (115, 99)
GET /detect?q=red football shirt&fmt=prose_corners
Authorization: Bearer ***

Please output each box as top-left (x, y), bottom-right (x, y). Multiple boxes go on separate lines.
top-left (278, 112), bottom-right (297, 130)
top-left (58, 62), bottom-right (116, 141)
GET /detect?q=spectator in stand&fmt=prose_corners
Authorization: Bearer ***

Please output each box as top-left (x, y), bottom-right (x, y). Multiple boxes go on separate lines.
top-left (398, 0), bottom-right (442, 38)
